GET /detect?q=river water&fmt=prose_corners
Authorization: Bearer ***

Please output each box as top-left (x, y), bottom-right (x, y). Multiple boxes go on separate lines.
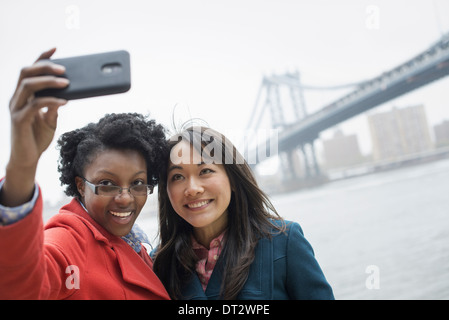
top-left (140, 157), bottom-right (449, 300)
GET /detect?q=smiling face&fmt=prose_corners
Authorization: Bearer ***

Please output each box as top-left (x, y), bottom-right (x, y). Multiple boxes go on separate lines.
top-left (167, 141), bottom-right (231, 238)
top-left (75, 148), bottom-right (148, 237)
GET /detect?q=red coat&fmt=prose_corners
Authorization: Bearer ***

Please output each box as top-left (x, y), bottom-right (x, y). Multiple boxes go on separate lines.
top-left (0, 191), bottom-right (170, 300)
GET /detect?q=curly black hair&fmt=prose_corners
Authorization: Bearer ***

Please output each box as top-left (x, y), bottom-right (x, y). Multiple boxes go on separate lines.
top-left (57, 113), bottom-right (169, 198)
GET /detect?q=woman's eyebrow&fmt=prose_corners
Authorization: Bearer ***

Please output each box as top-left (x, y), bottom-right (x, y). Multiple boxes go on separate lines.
top-left (93, 170), bottom-right (147, 179)
top-left (95, 170), bottom-right (117, 177)
top-left (132, 170), bottom-right (148, 178)
top-left (168, 162), bottom-right (207, 172)
top-left (168, 165), bottom-right (183, 173)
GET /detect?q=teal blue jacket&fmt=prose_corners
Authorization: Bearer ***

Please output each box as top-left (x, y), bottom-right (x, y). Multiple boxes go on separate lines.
top-left (180, 221), bottom-right (334, 300)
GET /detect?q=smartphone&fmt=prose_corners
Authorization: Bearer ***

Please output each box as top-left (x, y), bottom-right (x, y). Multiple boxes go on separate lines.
top-left (35, 50), bottom-right (131, 100)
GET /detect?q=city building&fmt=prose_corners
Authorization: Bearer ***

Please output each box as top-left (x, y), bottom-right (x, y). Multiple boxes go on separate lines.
top-left (434, 120), bottom-right (449, 148)
top-left (367, 105), bottom-right (433, 161)
top-left (322, 129), bottom-right (363, 169)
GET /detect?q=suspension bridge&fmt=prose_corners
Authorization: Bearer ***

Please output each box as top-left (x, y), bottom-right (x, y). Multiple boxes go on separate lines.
top-left (245, 33), bottom-right (449, 185)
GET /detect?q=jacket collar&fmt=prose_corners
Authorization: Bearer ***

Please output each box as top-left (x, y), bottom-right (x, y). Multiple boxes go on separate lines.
top-left (181, 236), bottom-right (273, 300)
top-left (53, 198), bottom-right (169, 299)
top-left (58, 198), bottom-right (111, 245)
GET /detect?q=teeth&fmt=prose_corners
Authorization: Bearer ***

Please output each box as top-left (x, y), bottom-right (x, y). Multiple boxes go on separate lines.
top-left (187, 200), bottom-right (210, 208)
top-left (110, 211), bottom-right (132, 217)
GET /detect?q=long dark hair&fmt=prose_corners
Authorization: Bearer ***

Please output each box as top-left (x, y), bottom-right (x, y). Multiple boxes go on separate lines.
top-left (153, 126), bottom-right (285, 299)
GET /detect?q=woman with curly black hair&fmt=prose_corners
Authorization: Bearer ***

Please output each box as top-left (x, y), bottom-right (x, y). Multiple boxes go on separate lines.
top-left (0, 48), bottom-right (170, 300)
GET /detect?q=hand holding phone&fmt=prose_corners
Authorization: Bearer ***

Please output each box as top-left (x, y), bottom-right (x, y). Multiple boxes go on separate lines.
top-left (4, 48), bottom-right (69, 207)
top-left (35, 50), bottom-right (131, 100)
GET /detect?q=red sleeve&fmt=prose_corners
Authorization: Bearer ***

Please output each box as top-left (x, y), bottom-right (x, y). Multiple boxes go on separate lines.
top-left (0, 190), bottom-right (46, 299)
top-left (0, 191), bottom-right (74, 299)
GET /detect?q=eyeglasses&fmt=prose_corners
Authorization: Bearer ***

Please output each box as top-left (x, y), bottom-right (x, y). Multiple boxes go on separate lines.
top-left (82, 178), bottom-right (154, 197)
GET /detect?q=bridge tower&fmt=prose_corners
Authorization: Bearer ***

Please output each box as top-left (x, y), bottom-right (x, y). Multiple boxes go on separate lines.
top-left (248, 32), bottom-right (449, 189)
top-left (248, 71), bottom-right (320, 181)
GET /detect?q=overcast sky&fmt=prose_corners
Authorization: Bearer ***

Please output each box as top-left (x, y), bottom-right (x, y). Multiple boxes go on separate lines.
top-left (1, 0), bottom-right (449, 204)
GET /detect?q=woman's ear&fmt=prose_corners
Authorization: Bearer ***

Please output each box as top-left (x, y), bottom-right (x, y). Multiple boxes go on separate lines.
top-left (75, 176), bottom-right (85, 197)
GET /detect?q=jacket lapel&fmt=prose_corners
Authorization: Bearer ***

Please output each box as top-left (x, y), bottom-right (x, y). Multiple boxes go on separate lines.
top-left (181, 273), bottom-right (208, 300)
top-left (205, 254), bottom-right (225, 299)
top-left (237, 237), bottom-right (273, 299)
top-left (113, 239), bottom-right (169, 299)
top-left (182, 238), bottom-right (274, 300)
top-left (59, 199), bottom-right (169, 299)
top-left (180, 254), bottom-right (225, 300)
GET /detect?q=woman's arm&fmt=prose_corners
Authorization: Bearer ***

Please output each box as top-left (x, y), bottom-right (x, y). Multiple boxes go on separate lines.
top-left (0, 49), bottom-right (70, 299)
top-left (0, 179), bottom-right (39, 226)
top-left (285, 222), bottom-right (335, 300)
top-left (0, 48), bottom-right (68, 207)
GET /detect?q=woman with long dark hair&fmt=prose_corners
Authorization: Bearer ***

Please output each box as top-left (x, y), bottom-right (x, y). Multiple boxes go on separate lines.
top-left (153, 126), bottom-right (334, 299)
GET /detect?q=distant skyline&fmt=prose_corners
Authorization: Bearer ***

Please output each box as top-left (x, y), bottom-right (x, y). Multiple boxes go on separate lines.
top-left (1, 0), bottom-right (449, 203)
top-left (272, 102), bottom-right (448, 176)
